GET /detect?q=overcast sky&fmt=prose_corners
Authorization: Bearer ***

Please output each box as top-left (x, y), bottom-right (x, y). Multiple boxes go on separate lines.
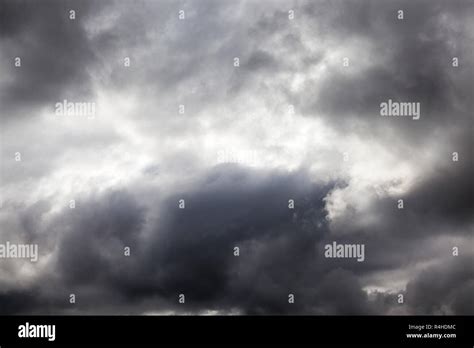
top-left (0, 0), bottom-right (472, 315)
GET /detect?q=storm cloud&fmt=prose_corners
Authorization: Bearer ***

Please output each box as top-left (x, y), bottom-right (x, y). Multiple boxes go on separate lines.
top-left (0, 0), bottom-right (472, 315)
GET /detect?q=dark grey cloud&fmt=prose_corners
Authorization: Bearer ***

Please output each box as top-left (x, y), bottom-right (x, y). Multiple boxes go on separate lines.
top-left (0, 0), bottom-right (104, 120)
top-left (326, 146), bottom-right (473, 279)
top-left (2, 163), bottom-right (471, 315)
top-left (405, 255), bottom-right (474, 315)
top-left (0, 167), bottom-right (375, 314)
top-left (41, 167), bottom-right (338, 314)
top-left (292, 0), bottom-right (474, 142)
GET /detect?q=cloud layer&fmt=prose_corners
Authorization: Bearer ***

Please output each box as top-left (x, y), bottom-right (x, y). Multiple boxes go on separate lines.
top-left (0, 0), bottom-right (472, 315)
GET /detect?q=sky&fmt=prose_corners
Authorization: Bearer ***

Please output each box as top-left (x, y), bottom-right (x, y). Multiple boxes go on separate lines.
top-left (0, 0), bottom-right (472, 315)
